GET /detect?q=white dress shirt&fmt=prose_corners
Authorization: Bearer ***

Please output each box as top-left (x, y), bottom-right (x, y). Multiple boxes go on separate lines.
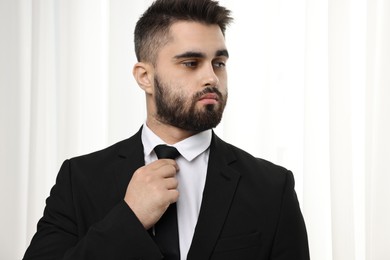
top-left (141, 123), bottom-right (211, 260)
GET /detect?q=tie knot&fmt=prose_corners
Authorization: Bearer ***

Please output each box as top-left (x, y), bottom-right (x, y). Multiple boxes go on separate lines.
top-left (154, 145), bottom-right (180, 159)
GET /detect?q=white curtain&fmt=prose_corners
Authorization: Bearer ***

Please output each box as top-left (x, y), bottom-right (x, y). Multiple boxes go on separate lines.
top-left (1, 0), bottom-right (389, 259)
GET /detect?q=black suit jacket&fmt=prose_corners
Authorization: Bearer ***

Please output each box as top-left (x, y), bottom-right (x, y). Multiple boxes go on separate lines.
top-left (24, 128), bottom-right (310, 259)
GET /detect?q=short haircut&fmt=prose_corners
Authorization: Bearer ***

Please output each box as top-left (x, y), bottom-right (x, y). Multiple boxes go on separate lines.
top-left (134, 0), bottom-right (233, 63)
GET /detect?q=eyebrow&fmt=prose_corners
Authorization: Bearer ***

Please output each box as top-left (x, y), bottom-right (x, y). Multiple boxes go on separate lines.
top-left (173, 49), bottom-right (229, 60)
top-left (216, 49), bottom-right (229, 58)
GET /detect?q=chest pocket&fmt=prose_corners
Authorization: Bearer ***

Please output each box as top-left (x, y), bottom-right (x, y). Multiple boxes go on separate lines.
top-left (211, 231), bottom-right (262, 260)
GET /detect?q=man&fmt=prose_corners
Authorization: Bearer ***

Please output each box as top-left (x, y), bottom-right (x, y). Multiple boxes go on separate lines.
top-left (24, 0), bottom-right (310, 259)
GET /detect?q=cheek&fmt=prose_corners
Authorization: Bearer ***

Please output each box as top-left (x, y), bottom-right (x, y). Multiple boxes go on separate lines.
top-left (167, 78), bottom-right (194, 95)
top-left (163, 83), bottom-right (191, 104)
top-left (219, 71), bottom-right (228, 83)
top-left (219, 80), bottom-right (228, 95)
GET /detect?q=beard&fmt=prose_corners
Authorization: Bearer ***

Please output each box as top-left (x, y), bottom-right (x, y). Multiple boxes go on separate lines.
top-left (154, 76), bottom-right (227, 132)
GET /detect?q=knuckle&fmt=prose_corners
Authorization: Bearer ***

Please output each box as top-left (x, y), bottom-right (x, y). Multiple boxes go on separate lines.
top-left (144, 175), bottom-right (153, 183)
top-left (172, 190), bottom-right (179, 200)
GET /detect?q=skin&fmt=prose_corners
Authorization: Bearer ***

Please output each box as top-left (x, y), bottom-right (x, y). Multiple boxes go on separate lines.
top-left (125, 21), bottom-right (229, 229)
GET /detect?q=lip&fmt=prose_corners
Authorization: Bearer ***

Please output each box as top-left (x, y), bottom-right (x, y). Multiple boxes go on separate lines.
top-left (198, 93), bottom-right (219, 104)
top-left (199, 93), bottom-right (219, 101)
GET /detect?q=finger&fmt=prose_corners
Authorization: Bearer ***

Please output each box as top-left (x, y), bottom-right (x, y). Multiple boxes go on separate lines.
top-left (160, 164), bottom-right (180, 179)
top-left (146, 161), bottom-right (179, 179)
top-left (149, 159), bottom-right (179, 171)
top-left (163, 177), bottom-right (179, 190)
top-left (166, 189), bottom-right (180, 204)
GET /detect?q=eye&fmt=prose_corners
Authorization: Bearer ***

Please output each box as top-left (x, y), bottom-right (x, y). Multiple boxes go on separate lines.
top-left (182, 61), bottom-right (198, 68)
top-left (213, 61), bottom-right (226, 68)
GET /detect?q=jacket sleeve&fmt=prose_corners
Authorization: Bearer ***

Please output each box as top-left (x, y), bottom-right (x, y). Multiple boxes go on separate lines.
top-left (270, 170), bottom-right (310, 260)
top-left (23, 160), bottom-right (163, 260)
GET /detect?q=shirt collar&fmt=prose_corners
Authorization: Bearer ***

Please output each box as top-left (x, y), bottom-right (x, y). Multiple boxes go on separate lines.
top-left (141, 123), bottom-right (212, 162)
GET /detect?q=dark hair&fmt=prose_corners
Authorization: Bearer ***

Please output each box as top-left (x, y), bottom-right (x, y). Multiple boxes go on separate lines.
top-left (134, 0), bottom-right (233, 63)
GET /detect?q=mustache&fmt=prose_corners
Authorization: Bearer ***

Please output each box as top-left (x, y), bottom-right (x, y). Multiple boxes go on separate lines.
top-left (193, 87), bottom-right (223, 100)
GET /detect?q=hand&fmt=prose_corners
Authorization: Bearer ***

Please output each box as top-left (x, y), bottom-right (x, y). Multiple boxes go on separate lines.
top-left (124, 159), bottom-right (179, 229)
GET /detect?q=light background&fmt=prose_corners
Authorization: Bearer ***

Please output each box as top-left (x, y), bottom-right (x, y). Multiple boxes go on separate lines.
top-left (1, 0), bottom-right (389, 259)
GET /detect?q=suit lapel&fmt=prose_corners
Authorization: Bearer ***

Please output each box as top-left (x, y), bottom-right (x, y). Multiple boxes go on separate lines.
top-left (114, 127), bottom-right (145, 198)
top-left (187, 134), bottom-right (241, 260)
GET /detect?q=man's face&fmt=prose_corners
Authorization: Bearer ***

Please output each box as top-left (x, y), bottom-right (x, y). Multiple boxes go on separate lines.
top-left (152, 21), bottom-right (229, 132)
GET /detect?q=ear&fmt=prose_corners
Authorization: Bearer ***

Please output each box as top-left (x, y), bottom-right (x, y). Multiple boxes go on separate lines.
top-left (133, 62), bottom-right (154, 94)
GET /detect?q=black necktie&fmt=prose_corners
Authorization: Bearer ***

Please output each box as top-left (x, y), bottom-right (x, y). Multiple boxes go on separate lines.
top-left (153, 145), bottom-right (180, 260)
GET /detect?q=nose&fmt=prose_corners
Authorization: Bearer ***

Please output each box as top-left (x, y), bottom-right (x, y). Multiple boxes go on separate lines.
top-left (202, 64), bottom-right (219, 87)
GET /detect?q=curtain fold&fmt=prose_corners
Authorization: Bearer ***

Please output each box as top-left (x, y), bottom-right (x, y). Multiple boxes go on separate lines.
top-left (303, 0), bottom-right (332, 258)
top-left (1, 0), bottom-right (389, 259)
top-left (366, 1), bottom-right (390, 259)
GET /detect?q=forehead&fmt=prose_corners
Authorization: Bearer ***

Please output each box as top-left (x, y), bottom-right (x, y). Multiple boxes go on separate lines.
top-left (159, 21), bottom-right (227, 58)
